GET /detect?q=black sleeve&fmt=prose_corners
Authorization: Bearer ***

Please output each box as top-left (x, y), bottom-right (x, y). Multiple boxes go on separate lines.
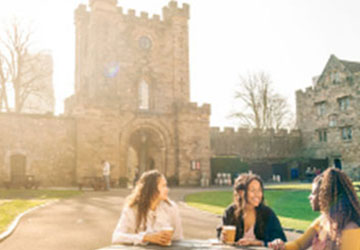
top-left (216, 205), bottom-right (234, 238)
top-left (263, 209), bottom-right (287, 246)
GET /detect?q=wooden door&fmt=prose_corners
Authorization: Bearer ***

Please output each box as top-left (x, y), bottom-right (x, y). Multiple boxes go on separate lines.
top-left (10, 154), bottom-right (26, 185)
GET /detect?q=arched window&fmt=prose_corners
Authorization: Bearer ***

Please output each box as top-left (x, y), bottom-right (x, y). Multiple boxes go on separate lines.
top-left (139, 80), bottom-right (149, 110)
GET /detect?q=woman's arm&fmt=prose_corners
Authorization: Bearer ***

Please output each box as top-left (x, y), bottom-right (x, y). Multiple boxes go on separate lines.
top-left (269, 217), bottom-right (320, 250)
top-left (170, 201), bottom-right (183, 240)
top-left (264, 209), bottom-right (287, 245)
top-left (285, 216), bottom-right (321, 250)
top-left (217, 205), bottom-right (235, 239)
top-left (112, 206), bottom-right (147, 245)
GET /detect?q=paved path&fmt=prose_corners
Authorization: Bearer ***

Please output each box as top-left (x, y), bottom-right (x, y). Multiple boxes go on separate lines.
top-left (1, 188), bottom-right (301, 250)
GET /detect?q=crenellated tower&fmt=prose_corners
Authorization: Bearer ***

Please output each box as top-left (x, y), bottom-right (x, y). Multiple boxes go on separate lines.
top-left (67, 0), bottom-right (192, 114)
top-left (66, 0), bottom-right (211, 186)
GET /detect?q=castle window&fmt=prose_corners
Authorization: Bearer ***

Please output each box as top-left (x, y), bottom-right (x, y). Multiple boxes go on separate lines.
top-left (138, 80), bottom-right (149, 110)
top-left (315, 101), bottom-right (326, 116)
top-left (341, 126), bottom-right (352, 141)
top-left (338, 96), bottom-right (350, 111)
top-left (330, 71), bottom-right (340, 84)
top-left (328, 114), bottom-right (337, 127)
top-left (317, 129), bottom-right (327, 142)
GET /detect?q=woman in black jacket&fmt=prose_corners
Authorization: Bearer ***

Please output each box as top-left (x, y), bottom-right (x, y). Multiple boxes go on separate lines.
top-left (218, 173), bottom-right (287, 247)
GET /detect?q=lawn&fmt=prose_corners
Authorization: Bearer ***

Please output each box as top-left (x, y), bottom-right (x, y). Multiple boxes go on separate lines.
top-left (185, 185), bottom-right (360, 231)
top-left (0, 189), bottom-right (81, 234)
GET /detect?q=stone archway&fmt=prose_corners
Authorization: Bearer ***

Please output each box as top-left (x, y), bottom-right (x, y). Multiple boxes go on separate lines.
top-left (118, 120), bottom-right (174, 184)
top-left (127, 128), bottom-right (166, 178)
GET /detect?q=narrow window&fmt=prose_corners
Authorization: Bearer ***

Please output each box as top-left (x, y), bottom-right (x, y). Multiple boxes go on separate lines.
top-left (315, 102), bottom-right (326, 116)
top-left (329, 115), bottom-right (337, 127)
top-left (317, 129), bottom-right (327, 143)
top-left (341, 127), bottom-right (352, 141)
top-left (338, 96), bottom-right (350, 111)
top-left (138, 80), bottom-right (149, 110)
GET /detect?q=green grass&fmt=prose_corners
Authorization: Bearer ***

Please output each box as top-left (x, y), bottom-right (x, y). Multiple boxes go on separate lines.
top-left (185, 189), bottom-right (360, 231)
top-left (0, 200), bottom-right (45, 233)
top-left (265, 183), bottom-right (312, 190)
top-left (0, 189), bottom-right (81, 234)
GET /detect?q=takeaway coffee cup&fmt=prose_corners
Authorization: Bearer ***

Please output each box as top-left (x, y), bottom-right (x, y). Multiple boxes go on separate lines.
top-left (161, 226), bottom-right (174, 246)
top-left (223, 225), bottom-right (236, 244)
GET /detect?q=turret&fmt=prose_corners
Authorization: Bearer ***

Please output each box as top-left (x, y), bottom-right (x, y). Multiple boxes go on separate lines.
top-left (89, 0), bottom-right (117, 12)
top-left (163, 1), bottom-right (190, 103)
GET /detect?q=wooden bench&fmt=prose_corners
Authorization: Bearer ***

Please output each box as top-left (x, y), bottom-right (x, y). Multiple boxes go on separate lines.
top-left (78, 176), bottom-right (104, 191)
top-left (3, 175), bottom-right (40, 189)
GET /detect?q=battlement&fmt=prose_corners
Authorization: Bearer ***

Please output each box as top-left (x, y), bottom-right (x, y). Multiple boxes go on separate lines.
top-left (84, 0), bottom-right (187, 24)
top-left (210, 127), bottom-right (301, 138)
top-left (89, 0), bottom-right (117, 12)
top-left (75, 4), bottom-right (89, 24)
top-left (163, 1), bottom-right (190, 20)
top-left (176, 102), bottom-right (211, 114)
top-left (296, 85), bottom-right (314, 97)
top-left (119, 8), bottom-right (162, 24)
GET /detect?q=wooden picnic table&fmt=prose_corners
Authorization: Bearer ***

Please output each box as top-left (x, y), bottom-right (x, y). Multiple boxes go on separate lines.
top-left (96, 239), bottom-right (270, 250)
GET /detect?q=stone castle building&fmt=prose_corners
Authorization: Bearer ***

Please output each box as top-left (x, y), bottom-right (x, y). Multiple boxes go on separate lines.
top-left (1, 1), bottom-right (359, 187)
top-left (0, 0), bottom-right (211, 186)
top-left (296, 55), bottom-right (360, 177)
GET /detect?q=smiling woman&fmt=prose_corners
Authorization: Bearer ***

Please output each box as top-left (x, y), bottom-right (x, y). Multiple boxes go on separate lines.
top-left (217, 173), bottom-right (287, 247)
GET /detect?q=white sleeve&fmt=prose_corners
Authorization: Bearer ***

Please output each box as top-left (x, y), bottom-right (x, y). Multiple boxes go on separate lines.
top-left (170, 202), bottom-right (183, 240)
top-left (112, 206), bottom-right (147, 245)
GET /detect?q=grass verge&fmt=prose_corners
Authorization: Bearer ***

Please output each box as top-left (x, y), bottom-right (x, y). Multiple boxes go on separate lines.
top-left (0, 189), bottom-right (81, 234)
top-left (185, 189), bottom-right (360, 231)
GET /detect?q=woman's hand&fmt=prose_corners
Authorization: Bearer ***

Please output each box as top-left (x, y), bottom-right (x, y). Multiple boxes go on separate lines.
top-left (220, 229), bottom-right (227, 243)
top-left (236, 238), bottom-right (264, 246)
top-left (268, 238), bottom-right (285, 250)
top-left (143, 231), bottom-right (172, 246)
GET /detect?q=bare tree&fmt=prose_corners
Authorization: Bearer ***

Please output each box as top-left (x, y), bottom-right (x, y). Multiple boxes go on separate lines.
top-left (0, 19), bottom-right (52, 113)
top-left (231, 71), bottom-right (293, 130)
top-left (0, 54), bottom-right (9, 111)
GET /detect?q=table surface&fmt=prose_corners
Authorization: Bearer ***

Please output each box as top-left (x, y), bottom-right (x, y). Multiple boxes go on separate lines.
top-left (96, 239), bottom-right (270, 250)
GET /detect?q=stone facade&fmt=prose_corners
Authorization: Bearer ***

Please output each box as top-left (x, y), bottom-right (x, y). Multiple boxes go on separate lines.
top-left (0, 0), bottom-right (211, 187)
top-left (296, 55), bottom-right (360, 178)
top-left (63, 0), bottom-right (211, 186)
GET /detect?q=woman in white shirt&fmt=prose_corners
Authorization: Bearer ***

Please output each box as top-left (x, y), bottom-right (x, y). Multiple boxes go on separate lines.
top-left (112, 170), bottom-right (183, 246)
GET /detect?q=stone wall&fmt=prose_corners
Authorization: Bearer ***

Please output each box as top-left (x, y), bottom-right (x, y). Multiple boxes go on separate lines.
top-left (176, 103), bottom-right (211, 185)
top-left (210, 127), bottom-right (302, 160)
top-left (0, 113), bottom-right (76, 186)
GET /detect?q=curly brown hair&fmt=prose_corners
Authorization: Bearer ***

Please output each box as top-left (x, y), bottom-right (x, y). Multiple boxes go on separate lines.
top-left (319, 167), bottom-right (360, 249)
top-left (126, 170), bottom-right (163, 232)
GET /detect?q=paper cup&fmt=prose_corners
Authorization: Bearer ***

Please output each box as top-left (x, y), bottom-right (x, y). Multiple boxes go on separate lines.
top-left (223, 225), bottom-right (236, 244)
top-left (161, 226), bottom-right (174, 246)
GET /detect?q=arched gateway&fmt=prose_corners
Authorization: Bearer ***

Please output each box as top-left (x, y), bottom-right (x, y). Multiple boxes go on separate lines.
top-left (118, 121), bottom-right (174, 183)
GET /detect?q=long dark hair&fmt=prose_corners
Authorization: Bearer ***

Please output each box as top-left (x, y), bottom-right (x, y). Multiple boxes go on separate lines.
top-left (319, 168), bottom-right (360, 249)
top-left (127, 170), bottom-right (163, 232)
top-left (232, 173), bottom-right (265, 237)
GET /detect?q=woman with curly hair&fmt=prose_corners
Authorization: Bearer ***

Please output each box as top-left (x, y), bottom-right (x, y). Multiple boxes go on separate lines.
top-left (217, 173), bottom-right (287, 247)
top-left (269, 167), bottom-right (360, 250)
top-left (112, 170), bottom-right (183, 246)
